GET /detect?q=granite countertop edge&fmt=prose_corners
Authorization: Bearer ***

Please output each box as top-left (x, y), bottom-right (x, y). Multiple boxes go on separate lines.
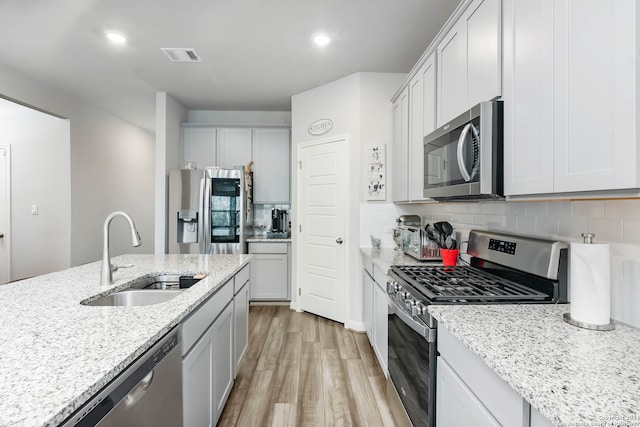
top-left (247, 237), bottom-right (291, 243)
top-left (0, 253), bottom-right (252, 427)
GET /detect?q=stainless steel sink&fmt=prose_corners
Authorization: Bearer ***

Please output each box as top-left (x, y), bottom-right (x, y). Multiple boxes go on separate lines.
top-left (84, 289), bottom-right (184, 307)
top-left (82, 273), bottom-right (206, 307)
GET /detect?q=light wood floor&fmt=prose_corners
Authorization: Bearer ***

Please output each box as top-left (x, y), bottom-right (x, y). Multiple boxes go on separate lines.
top-left (218, 305), bottom-right (397, 427)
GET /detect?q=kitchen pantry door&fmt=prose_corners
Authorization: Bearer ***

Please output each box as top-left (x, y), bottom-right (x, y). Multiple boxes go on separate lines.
top-left (297, 137), bottom-right (347, 324)
top-left (0, 145), bottom-right (10, 285)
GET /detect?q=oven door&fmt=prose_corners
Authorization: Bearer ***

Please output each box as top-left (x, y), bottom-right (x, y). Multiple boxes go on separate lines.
top-left (387, 294), bottom-right (437, 427)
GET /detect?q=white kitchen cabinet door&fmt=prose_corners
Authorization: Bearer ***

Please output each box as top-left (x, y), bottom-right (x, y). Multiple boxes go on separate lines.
top-left (182, 127), bottom-right (216, 169)
top-left (437, 20), bottom-right (467, 126)
top-left (392, 87), bottom-right (410, 202)
top-left (211, 303), bottom-right (234, 423)
top-left (373, 280), bottom-right (388, 375)
top-left (234, 280), bottom-right (249, 372)
top-left (182, 319), bottom-right (216, 427)
top-left (249, 242), bottom-right (289, 300)
top-left (363, 269), bottom-right (374, 342)
top-left (216, 128), bottom-right (252, 169)
top-left (409, 54), bottom-right (437, 201)
top-left (504, 0), bottom-right (637, 196)
top-left (552, 0), bottom-right (636, 193)
top-left (466, 0), bottom-right (502, 107)
top-left (252, 128), bottom-right (291, 203)
top-left (503, 0), bottom-right (555, 195)
top-left (436, 357), bottom-right (501, 427)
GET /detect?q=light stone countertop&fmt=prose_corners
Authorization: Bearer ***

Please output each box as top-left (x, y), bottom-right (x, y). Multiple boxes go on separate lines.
top-left (0, 254), bottom-right (252, 427)
top-left (429, 304), bottom-right (640, 427)
top-left (360, 247), bottom-right (640, 427)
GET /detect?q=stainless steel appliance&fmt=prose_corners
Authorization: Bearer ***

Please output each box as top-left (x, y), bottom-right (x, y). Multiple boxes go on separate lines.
top-left (400, 226), bottom-right (440, 261)
top-left (169, 167), bottom-right (253, 254)
top-left (423, 101), bottom-right (503, 200)
top-left (62, 330), bottom-right (182, 427)
top-left (270, 208), bottom-right (289, 233)
top-left (386, 230), bottom-right (568, 427)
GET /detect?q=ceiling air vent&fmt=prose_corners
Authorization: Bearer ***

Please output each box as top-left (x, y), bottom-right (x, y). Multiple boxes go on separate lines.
top-left (161, 48), bottom-right (202, 63)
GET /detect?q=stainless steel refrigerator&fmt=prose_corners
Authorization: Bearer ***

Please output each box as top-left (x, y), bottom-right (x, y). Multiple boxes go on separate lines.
top-left (168, 167), bottom-right (253, 254)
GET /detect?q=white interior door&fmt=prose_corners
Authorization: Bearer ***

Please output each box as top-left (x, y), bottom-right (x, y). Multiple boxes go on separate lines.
top-left (0, 145), bottom-right (10, 285)
top-left (297, 138), bottom-right (347, 323)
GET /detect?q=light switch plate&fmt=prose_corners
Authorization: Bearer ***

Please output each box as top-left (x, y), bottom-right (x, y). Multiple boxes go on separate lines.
top-left (31, 204), bottom-right (38, 215)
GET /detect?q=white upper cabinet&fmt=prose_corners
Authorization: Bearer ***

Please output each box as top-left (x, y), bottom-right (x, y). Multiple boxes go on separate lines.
top-left (392, 87), bottom-right (410, 202)
top-left (216, 128), bottom-right (252, 168)
top-left (252, 128), bottom-right (290, 204)
top-left (437, 0), bottom-right (501, 127)
top-left (409, 54), bottom-right (437, 201)
top-left (466, 0), bottom-right (502, 107)
top-left (182, 126), bottom-right (291, 204)
top-left (504, 0), bottom-right (637, 196)
top-left (182, 127), bottom-right (216, 168)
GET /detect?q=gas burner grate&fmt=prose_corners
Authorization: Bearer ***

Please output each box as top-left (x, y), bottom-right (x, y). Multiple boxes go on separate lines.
top-left (391, 265), bottom-right (548, 302)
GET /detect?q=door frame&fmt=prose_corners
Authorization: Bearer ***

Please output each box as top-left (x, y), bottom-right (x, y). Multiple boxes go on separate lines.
top-left (294, 135), bottom-right (351, 323)
top-left (0, 144), bottom-right (11, 284)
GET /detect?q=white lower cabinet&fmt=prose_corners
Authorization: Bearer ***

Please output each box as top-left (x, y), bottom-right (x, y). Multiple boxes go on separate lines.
top-left (249, 242), bottom-right (290, 300)
top-left (181, 264), bottom-right (249, 427)
top-left (362, 263), bottom-right (389, 375)
top-left (372, 278), bottom-right (388, 375)
top-left (182, 301), bottom-right (233, 427)
top-left (234, 279), bottom-right (249, 371)
top-left (363, 269), bottom-right (374, 341)
top-left (437, 358), bottom-right (500, 427)
top-left (437, 326), bottom-right (528, 427)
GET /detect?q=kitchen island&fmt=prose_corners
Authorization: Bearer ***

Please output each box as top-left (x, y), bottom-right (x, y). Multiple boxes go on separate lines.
top-left (0, 254), bottom-right (251, 427)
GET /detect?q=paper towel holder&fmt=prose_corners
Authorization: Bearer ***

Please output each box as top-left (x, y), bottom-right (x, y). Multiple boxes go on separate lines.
top-left (563, 232), bottom-right (615, 331)
top-left (562, 313), bottom-right (615, 331)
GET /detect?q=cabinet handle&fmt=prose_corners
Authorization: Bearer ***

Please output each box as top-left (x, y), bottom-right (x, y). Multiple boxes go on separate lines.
top-left (336, 238), bottom-right (343, 244)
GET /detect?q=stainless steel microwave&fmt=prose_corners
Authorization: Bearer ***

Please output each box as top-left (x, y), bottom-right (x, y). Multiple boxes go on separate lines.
top-left (423, 100), bottom-right (503, 200)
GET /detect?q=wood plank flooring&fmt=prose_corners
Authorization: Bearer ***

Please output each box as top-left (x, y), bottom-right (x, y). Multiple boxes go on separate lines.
top-left (218, 305), bottom-right (397, 427)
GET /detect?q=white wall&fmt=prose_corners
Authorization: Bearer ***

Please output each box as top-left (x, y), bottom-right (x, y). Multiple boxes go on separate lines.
top-left (155, 93), bottom-right (188, 254)
top-left (187, 110), bottom-right (291, 126)
top-left (0, 98), bottom-right (70, 280)
top-left (291, 72), bottom-right (405, 330)
top-left (0, 63), bottom-right (156, 269)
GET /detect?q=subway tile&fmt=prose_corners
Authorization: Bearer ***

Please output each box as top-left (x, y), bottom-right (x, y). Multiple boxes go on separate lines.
top-left (586, 218), bottom-right (623, 243)
top-left (515, 216), bottom-right (536, 232)
top-left (535, 216), bottom-right (559, 236)
top-left (525, 203), bottom-right (547, 217)
top-left (623, 221), bottom-right (640, 243)
top-left (546, 201), bottom-right (572, 218)
top-left (506, 202), bottom-right (528, 216)
top-left (572, 201), bottom-right (605, 219)
top-left (604, 200), bottom-right (640, 221)
top-left (558, 218), bottom-right (588, 240)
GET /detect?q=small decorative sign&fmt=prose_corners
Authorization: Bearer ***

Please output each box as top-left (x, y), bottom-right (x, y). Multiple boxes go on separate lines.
top-left (366, 144), bottom-right (386, 200)
top-left (308, 118), bottom-right (333, 136)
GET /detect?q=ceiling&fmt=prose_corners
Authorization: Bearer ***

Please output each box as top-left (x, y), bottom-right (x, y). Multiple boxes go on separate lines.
top-left (0, 0), bottom-right (460, 131)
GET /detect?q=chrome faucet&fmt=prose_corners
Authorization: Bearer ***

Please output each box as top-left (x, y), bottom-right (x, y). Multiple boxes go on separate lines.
top-left (100, 211), bottom-right (142, 286)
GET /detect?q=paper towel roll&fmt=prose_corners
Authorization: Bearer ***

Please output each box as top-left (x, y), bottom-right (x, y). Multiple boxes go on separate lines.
top-left (569, 242), bottom-right (611, 325)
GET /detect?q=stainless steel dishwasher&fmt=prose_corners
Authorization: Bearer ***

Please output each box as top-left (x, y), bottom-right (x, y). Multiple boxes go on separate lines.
top-left (62, 329), bottom-right (183, 427)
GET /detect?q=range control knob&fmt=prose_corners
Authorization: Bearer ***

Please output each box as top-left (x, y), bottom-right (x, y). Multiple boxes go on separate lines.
top-left (400, 291), bottom-right (411, 300)
top-left (386, 281), bottom-right (399, 293)
top-left (404, 299), bottom-right (417, 310)
top-left (412, 303), bottom-right (427, 317)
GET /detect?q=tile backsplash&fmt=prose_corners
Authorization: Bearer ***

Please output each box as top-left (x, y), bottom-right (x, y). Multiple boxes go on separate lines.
top-left (361, 199), bottom-right (640, 327)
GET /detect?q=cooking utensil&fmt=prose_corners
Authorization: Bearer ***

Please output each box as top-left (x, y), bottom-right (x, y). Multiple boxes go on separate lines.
top-left (440, 221), bottom-right (453, 236)
top-left (445, 235), bottom-right (454, 249)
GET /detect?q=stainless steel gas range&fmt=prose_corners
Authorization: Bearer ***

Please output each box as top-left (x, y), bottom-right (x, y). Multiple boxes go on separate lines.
top-left (386, 229), bottom-right (569, 427)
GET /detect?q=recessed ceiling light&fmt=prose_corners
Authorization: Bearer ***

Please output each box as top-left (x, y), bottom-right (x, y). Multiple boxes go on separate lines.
top-left (105, 31), bottom-right (127, 45)
top-left (313, 33), bottom-right (331, 47)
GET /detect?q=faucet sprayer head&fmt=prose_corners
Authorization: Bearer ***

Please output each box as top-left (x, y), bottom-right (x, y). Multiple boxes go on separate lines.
top-left (131, 228), bottom-right (142, 247)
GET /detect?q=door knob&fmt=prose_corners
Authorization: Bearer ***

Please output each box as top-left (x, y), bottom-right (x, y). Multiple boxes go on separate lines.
top-left (336, 238), bottom-right (343, 244)
top-left (0, 233), bottom-right (4, 238)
